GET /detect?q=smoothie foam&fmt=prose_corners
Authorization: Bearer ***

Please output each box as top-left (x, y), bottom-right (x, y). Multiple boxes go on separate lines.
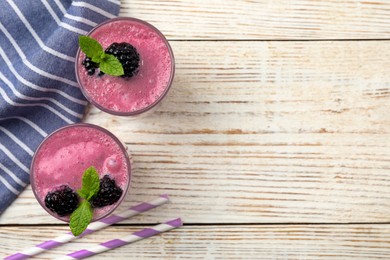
top-left (76, 18), bottom-right (174, 115)
top-left (31, 124), bottom-right (130, 221)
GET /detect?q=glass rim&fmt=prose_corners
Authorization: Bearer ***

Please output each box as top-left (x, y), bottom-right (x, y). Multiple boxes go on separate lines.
top-left (75, 17), bottom-right (175, 116)
top-left (30, 123), bottom-right (131, 223)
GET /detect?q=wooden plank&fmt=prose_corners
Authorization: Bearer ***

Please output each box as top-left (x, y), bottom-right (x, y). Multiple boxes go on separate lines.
top-left (1, 41), bottom-right (389, 224)
top-left (120, 0), bottom-right (390, 40)
top-left (1, 224), bottom-right (390, 259)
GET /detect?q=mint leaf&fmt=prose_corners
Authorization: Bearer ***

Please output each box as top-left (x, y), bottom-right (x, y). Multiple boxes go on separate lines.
top-left (100, 54), bottom-right (124, 76)
top-left (70, 200), bottom-right (93, 236)
top-left (79, 36), bottom-right (103, 60)
top-left (91, 52), bottom-right (106, 64)
top-left (77, 166), bottom-right (100, 200)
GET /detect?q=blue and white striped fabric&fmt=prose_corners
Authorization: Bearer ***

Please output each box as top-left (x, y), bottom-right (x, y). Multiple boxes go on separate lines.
top-left (0, 0), bottom-right (120, 213)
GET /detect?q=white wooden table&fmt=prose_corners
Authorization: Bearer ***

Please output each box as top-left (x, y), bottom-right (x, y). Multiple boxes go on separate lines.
top-left (1, 1), bottom-right (390, 259)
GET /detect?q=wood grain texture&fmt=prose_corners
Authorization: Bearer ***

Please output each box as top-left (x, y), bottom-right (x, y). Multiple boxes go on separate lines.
top-left (1, 225), bottom-right (390, 259)
top-left (120, 0), bottom-right (390, 39)
top-left (1, 41), bottom-right (389, 224)
top-left (1, 1), bottom-right (389, 259)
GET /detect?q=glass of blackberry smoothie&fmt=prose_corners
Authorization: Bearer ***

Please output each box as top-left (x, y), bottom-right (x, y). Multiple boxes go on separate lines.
top-left (30, 123), bottom-right (131, 223)
top-left (75, 17), bottom-right (175, 116)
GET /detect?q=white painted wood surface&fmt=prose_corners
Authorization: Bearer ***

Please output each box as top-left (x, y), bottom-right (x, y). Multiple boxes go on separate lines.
top-left (120, 0), bottom-right (390, 39)
top-left (1, 225), bottom-right (390, 259)
top-left (1, 1), bottom-right (390, 259)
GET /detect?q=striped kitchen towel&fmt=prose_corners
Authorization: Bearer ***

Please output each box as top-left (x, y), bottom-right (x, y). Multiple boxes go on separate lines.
top-left (0, 0), bottom-right (120, 213)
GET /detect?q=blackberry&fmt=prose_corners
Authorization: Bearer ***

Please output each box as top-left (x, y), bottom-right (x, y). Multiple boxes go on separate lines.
top-left (104, 42), bottom-right (140, 78)
top-left (44, 185), bottom-right (79, 216)
top-left (82, 57), bottom-right (99, 75)
top-left (91, 175), bottom-right (123, 208)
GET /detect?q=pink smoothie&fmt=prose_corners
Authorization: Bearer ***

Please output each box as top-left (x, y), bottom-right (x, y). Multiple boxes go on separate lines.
top-left (31, 124), bottom-right (130, 221)
top-left (76, 18), bottom-right (174, 115)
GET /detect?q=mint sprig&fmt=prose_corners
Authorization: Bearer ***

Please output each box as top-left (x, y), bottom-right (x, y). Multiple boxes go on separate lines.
top-left (77, 166), bottom-right (100, 200)
top-left (69, 200), bottom-right (92, 237)
top-left (70, 166), bottom-right (100, 236)
top-left (79, 36), bottom-right (124, 76)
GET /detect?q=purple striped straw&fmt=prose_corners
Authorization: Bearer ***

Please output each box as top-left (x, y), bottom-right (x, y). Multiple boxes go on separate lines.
top-left (56, 218), bottom-right (182, 260)
top-left (5, 195), bottom-right (170, 260)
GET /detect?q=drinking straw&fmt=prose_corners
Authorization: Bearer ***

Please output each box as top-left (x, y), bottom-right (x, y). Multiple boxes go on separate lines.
top-left (56, 218), bottom-right (183, 260)
top-left (5, 195), bottom-right (169, 260)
